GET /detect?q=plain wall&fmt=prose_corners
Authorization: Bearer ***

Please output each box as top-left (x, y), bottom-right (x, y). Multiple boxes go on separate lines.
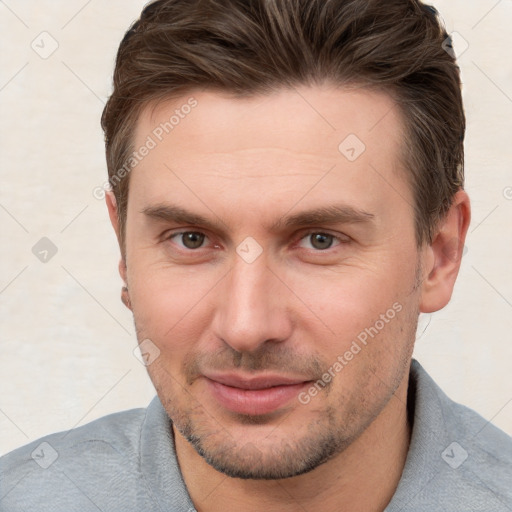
top-left (0, 0), bottom-right (511, 454)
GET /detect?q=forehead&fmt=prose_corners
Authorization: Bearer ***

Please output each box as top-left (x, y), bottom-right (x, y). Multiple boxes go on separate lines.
top-left (128, 86), bottom-right (412, 230)
top-left (135, 85), bottom-right (403, 159)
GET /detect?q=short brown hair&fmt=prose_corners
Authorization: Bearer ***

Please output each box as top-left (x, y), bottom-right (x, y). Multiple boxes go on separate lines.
top-left (101, 0), bottom-right (465, 256)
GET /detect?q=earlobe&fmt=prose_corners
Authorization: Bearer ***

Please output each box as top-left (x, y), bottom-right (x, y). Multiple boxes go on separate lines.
top-left (419, 190), bottom-right (471, 313)
top-left (121, 284), bottom-right (132, 310)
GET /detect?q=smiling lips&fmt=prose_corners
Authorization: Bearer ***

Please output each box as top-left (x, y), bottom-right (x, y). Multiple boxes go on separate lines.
top-left (203, 372), bottom-right (312, 415)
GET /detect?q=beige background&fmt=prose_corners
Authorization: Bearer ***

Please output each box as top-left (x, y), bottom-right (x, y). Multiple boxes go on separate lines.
top-left (1, 0), bottom-right (511, 455)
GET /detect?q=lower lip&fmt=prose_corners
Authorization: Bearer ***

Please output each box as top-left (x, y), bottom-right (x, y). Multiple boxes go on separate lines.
top-left (205, 378), bottom-right (310, 415)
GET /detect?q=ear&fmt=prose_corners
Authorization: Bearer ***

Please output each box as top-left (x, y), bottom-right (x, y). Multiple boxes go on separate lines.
top-left (419, 189), bottom-right (471, 313)
top-left (105, 191), bottom-right (128, 285)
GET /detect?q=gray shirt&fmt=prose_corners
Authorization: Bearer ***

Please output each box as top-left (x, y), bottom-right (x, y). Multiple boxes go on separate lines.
top-left (1, 359), bottom-right (511, 511)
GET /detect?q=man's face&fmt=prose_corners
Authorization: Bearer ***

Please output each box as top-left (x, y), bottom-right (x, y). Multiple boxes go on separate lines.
top-left (122, 86), bottom-right (423, 479)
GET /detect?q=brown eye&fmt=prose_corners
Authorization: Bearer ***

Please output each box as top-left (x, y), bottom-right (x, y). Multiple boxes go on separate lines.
top-left (175, 232), bottom-right (206, 249)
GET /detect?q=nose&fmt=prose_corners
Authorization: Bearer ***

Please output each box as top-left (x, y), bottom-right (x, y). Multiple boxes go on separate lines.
top-left (211, 253), bottom-right (293, 354)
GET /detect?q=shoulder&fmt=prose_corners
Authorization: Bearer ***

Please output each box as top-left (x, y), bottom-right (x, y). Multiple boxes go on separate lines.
top-left (1, 396), bottom-right (196, 511)
top-left (0, 406), bottom-right (150, 510)
top-left (1, 405), bottom-right (147, 472)
top-left (388, 360), bottom-right (512, 512)
top-left (439, 392), bottom-right (512, 504)
top-left (424, 361), bottom-right (512, 481)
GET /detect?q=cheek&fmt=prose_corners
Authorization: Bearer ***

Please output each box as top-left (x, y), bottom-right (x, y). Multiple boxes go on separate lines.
top-left (289, 261), bottom-right (413, 338)
top-left (127, 261), bottom-right (220, 350)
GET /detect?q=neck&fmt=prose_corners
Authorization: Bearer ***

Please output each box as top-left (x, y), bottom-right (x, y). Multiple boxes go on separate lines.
top-left (174, 373), bottom-right (411, 512)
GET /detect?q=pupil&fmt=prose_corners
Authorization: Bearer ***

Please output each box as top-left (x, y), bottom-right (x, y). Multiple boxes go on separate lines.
top-left (311, 233), bottom-right (332, 250)
top-left (183, 232), bottom-right (204, 249)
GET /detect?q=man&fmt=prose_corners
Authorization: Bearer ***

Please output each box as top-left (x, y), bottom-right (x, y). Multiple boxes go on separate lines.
top-left (1, 0), bottom-right (511, 510)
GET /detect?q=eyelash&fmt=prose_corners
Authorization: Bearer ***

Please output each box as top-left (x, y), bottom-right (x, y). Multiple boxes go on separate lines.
top-left (165, 229), bottom-right (350, 253)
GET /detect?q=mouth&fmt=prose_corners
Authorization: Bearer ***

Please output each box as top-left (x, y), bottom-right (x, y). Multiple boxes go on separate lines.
top-left (202, 372), bottom-right (312, 415)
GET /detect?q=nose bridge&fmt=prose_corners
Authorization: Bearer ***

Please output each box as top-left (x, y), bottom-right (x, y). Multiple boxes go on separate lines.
top-left (212, 253), bottom-right (290, 352)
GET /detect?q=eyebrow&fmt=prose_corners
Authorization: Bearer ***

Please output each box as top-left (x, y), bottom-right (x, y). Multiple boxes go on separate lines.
top-left (141, 203), bottom-right (375, 232)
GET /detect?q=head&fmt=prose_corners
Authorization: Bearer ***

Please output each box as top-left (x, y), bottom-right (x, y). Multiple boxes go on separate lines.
top-left (102, 0), bottom-right (470, 479)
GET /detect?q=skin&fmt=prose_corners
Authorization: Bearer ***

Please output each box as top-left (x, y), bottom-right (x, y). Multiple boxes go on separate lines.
top-left (106, 85), bottom-right (470, 512)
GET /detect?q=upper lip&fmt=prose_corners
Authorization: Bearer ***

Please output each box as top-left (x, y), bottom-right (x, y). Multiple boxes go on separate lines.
top-left (203, 372), bottom-right (311, 390)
